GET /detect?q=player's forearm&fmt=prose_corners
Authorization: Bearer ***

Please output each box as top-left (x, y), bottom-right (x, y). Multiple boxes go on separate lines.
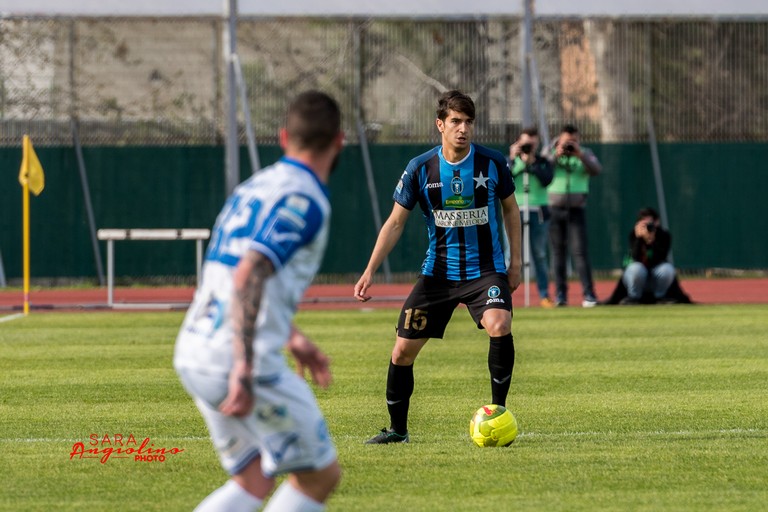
top-left (502, 195), bottom-right (522, 262)
top-left (231, 252), bottom-right (274, 368)
top-left (364, 219), bottom-right (404, 275)
top-left (507, 222), bottom-right (522, 270)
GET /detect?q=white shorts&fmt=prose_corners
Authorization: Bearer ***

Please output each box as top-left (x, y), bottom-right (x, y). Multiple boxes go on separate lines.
top-left (178, 368), bottom-right (337, 478)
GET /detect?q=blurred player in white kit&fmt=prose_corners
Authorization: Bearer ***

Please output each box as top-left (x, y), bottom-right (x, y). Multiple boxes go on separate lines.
top-left (174, 90), bottom-right (344, 512)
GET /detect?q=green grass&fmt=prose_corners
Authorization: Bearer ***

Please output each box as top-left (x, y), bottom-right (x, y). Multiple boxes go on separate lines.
top-left (1, 305), bottom-right (767, 511)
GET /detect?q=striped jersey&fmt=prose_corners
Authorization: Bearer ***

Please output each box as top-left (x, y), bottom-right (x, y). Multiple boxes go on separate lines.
top-left (394, 143), bottom-right (514, 280)
top-left (174, 157), bottom-right (330, 378)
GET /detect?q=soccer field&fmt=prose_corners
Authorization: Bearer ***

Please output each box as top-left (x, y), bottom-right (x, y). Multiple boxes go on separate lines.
top-left (1, 305), bottom-right (766, 511)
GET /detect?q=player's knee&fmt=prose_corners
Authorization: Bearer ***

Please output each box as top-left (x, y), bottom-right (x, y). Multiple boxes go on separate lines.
top-left (291, 460), bottom-right (342, 502)
top-left (316, 460), bottom-right (342, 491)
top-left (486, 324), bottom-right (511, 338)
top-left (391, 338), bottom-right (424, 366)
top-left (232, 461), bottom-right (274, 499)
top-left (329, 461), bottom-right (342, 488)
top-left (391, 349), bottom-right (416, 366)
top-left (482, 315), bottom-right (511, 337)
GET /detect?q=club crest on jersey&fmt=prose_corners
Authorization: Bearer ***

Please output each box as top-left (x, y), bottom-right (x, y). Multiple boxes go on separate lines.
top-left (450, 176), bottom-right (464, 195)
top-left (486, 285), bottom-right (505, 305)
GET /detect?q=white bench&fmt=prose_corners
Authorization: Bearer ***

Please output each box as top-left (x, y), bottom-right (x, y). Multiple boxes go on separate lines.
top-left (96, 228), bottom-right (210, 307)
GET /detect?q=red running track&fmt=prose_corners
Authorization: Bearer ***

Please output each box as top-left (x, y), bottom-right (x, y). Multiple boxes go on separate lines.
top-left (0, 278), bottom-right (765, 312)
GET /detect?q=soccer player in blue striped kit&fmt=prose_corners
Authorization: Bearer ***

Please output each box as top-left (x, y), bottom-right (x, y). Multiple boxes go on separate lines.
top-left (354, 90), bottom-right (522, 444)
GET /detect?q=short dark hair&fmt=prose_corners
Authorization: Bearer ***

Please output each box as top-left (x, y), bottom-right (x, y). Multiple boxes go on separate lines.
top-left (285, 90), bottom-right (341, 152)
top-left (561, 124), bottom-right (579, 135)
top-left (521, 126), bottom-right (539, 137)
top-left (637, 207), bottom-right (660, 221)
top-left (436, 90), bottom-right (475, 121)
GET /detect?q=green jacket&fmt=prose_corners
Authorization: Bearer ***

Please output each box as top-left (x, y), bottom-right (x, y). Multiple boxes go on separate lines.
top-left (545, 145), bottom-right (602, 208)
top-left (511, 155), bottom-right (554, 207)
top-left (548, 155), bottom-right (591, 195)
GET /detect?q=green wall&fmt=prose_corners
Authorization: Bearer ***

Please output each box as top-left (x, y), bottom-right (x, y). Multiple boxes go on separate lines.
top-left (1, 143), bottom-right (766, 281)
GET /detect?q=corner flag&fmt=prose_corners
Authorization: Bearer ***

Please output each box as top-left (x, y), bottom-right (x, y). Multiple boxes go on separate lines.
top-left (19, 135), bottom-right (45, 195)
top-left (19, 134), bottom-right (45, 315)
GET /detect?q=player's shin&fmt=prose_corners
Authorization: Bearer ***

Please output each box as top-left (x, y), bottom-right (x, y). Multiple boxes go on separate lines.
top-left (488, 334), bottom-right (515, 407)
top-left (386, 360), bottom-right (414, 435)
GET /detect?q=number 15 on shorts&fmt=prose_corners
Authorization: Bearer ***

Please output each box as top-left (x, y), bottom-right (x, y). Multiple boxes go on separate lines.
top-left (403, 308), bottom-right (427, 332)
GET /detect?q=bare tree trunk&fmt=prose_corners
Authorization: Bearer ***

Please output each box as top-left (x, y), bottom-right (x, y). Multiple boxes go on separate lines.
top-left (586, 20), bottom-right (635, 142)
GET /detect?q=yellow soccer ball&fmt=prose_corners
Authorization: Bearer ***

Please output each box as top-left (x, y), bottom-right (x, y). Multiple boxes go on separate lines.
top-left (469, 404), bottom-right (518, 447)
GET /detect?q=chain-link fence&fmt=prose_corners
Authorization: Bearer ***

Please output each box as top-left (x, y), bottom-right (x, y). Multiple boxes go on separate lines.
top-left (2, 16), bottom-right (767, 146)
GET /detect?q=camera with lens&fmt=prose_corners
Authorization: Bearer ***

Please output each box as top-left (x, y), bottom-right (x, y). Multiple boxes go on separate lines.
top-left (562, 142), bottom-right (576, 155)
top-left (646, 222), bottom-right (656, 233)
top-left (519, 143), bottom-right (533, 155)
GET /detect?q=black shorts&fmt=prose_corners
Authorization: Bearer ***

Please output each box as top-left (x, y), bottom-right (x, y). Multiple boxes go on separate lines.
top-left (396, 274), bottom-right (512, 340)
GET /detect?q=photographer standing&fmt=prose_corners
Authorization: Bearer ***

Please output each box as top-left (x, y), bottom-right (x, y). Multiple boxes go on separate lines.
top-left (621, 207), bottom-right (675, 304)
top-left (509, 127), bottom-right (554, 307)
top-left (546, 124), bottom-right (602, 307)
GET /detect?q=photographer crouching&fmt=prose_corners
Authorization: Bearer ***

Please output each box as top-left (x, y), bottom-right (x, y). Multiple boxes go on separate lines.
top-left (621, 207), bottom-right (675, 304)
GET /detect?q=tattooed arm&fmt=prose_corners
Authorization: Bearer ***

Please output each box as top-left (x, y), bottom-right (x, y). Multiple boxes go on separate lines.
top-left (219, 250), bottom-right (275, 417)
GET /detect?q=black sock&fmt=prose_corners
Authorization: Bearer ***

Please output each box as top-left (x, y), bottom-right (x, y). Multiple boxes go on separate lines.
top-left (386, 360), bottom-right (414, 435)
top-left (488, 333), bottom-right (515, 407)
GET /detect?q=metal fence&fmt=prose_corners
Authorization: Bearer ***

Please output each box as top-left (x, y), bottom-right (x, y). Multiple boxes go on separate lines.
top-left (2, 16), bottom-right (768, 146)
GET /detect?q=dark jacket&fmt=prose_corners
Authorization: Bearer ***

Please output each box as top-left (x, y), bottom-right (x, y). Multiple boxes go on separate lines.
top-left (510, 154), bottom-right (554, 188)
top-left (629, 227), bottom-right (670, 269)
top-left (604, 226), bottom-right (692, 305)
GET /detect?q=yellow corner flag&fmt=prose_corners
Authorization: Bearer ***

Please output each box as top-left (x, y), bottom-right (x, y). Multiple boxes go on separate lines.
top-left (19, 134), bottom-right (45, 196)
top-left (19, 134), bottom-right (45, 315)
